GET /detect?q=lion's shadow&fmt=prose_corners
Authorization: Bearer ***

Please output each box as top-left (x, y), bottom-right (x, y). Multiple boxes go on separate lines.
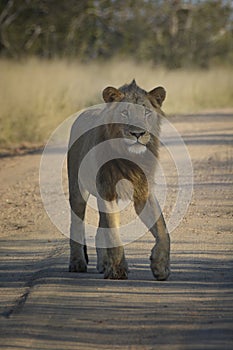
top-left (1, 238), bottom-right (232, 349)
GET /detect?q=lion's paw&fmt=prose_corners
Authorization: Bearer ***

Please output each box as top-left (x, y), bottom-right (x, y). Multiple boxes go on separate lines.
top-left (69, 259), bottom-right (87, 273)
top-left (96, 261), bottom-right (106, 274)
top-left (150, 246), bottom-right (170, 281)
top-left (104, 266), bottom-right (128, 280)
top-left (150, 263), bottom-right (170, 281)
top-left (96, 248), bottom-right (108, 273)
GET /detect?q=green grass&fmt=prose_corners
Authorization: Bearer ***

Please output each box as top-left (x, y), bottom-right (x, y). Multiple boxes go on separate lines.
top-left (1, 58), bottom-right (233, 147)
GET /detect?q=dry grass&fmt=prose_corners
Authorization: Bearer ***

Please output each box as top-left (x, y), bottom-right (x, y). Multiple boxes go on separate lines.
top-left (1, 58), bottom-right (233, 146)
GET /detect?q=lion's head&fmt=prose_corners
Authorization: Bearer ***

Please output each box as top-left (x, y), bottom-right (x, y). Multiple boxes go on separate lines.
top-left (102, 80), bottom-right (166, 155)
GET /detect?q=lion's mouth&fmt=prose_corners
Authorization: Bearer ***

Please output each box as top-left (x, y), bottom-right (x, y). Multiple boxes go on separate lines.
top-left (127, 142), bottom-right (147, 154)
top-left (124, 137), bottom-right (147, 154)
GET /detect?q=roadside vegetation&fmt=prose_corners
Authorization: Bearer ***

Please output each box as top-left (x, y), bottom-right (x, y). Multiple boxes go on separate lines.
top-left (1, 58), bottom-right (233, 147)
top-left (0, 0), bottom-right (232, 147)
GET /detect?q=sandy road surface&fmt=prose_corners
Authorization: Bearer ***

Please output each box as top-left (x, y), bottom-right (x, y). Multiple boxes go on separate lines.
top-left (0, 113), bottom-right (232, 350)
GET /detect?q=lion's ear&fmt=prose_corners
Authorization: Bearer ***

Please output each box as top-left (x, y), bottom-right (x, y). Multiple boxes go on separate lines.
top-left (102, 87), bottom-right (125, 103)
top-left (148, 86), bottom-right (166, 107)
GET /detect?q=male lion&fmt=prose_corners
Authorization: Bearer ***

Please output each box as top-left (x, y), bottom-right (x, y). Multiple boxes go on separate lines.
top-left (68, 79), bottom-right (170, 280)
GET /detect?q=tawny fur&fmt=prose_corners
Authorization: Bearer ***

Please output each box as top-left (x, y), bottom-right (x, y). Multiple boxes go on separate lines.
top-left (68, 80), bottom-right (170, 280)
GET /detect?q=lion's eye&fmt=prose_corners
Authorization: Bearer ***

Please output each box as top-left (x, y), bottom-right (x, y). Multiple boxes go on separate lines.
top-left (121, 110), bottom-right (128, 118)
top-left (145, 109), bottom-right (152, 118)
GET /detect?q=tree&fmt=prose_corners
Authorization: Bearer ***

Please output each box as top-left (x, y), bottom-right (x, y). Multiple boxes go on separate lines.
top-left (0, 0), bottom-right (232, 68)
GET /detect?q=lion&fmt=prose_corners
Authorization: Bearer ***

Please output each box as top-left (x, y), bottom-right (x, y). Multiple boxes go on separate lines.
top-left (68, 79), bottom-right (170, 280)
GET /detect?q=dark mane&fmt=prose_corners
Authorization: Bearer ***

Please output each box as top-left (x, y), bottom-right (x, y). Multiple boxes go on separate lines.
top-left (119, 79), bottom-right (147, 100)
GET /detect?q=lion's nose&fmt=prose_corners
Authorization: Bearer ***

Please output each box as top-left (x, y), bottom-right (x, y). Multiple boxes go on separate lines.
top-left (130, 131), bottom-right (146, 139)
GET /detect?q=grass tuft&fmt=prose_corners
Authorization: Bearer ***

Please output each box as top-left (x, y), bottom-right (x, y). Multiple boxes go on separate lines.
top-left (1, 58), bottom-right (233, 146)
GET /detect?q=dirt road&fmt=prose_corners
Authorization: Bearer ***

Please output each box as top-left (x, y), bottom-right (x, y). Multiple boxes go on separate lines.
top-left (0, 113), bottom-right (232, 350)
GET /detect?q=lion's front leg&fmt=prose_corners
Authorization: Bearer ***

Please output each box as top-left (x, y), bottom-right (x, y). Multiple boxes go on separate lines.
top-left (96, 200), bottom-right (128, 279)
top-left (69, 239), bottom-right (88, 272)
top-left (105, 246), bottom-right (128, 280)
top-left (134, 194), bottom-right (170, 280)
top-left (69, 191), bottom-right (89, 273)
top-left (96, 228), bottom-right (108, 273)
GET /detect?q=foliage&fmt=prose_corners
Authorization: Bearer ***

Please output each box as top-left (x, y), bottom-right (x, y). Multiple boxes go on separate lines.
top-left (0, 0), bottom-right (232, 68)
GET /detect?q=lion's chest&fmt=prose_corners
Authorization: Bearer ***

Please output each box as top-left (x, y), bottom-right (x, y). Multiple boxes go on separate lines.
top-left (96, 159), bottom-right (149, 202)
